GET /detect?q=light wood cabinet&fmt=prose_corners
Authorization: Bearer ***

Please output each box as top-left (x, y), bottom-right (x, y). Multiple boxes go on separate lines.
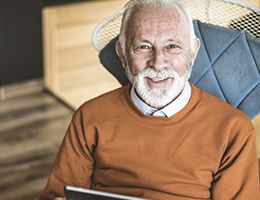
top-left (243, 0), bottom-right (260, 7)
top-left (42, 0), bottom-right (127, 109)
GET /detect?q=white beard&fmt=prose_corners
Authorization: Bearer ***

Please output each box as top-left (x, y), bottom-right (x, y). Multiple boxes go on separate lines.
top-left (125, 63), bottom-right (192, 109)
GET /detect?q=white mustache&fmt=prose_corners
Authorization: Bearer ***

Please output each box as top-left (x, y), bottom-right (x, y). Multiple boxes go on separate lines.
top-left (141, 68), bottom-right (176, 80)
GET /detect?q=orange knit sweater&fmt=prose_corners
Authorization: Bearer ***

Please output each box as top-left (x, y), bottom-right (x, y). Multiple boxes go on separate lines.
top-left (40, 84), bottom-right (260, 200)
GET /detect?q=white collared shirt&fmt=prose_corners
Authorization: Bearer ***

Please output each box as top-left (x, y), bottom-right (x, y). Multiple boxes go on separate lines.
top-left (130, 82), bottom-right (192, 117)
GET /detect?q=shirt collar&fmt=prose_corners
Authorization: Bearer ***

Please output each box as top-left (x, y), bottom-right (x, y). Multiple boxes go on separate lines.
top-left (130, 82), bottom-right (191, 117)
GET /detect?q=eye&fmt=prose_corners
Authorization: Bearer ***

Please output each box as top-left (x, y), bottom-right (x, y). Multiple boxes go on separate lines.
top-left (133, 44), bottom-right (152, 53)
top-left (165, 44), bottom-right (179, 49)
top-left (140, 45), bottom-right (151, 50)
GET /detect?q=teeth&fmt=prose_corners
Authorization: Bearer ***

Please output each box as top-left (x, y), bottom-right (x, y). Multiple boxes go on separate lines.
top-left (152, 77), bottom-right (167, 81)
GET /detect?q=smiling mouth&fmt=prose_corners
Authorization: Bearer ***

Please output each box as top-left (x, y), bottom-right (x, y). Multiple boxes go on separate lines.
top-left (147, 77), bottom-right (170, 82)
top-left (146, 77), bottom-right (172, 87)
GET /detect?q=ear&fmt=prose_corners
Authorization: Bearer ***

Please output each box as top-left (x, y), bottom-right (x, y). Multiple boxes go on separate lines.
top-left (115, 40), bottom-right (127, 68)
top-left (191, 37), bottom-right (200, 64)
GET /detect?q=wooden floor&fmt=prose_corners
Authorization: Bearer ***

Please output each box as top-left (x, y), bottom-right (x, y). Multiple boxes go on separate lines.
top-left (0, 90), bottom-right (73, 200)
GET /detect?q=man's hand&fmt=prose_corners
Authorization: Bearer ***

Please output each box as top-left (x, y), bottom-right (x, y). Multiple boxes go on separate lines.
top-left (53, 198), bottom-right (65, 200)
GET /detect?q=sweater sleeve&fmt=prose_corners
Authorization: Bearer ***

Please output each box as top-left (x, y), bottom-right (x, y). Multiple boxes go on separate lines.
top-left (211, 128), bottom-right (260, 200)
top-left (39, 109), bottom-right (96, 200)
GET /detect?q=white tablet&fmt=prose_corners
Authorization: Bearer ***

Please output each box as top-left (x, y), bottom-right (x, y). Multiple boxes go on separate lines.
top-left (65, 185), bottom-right (147, 200)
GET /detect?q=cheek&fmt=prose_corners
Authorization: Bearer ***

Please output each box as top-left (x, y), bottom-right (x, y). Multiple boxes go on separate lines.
top-left (169, 54), bottom-right (190, 76)
top-left (129, 55), bottom-right (148, 75)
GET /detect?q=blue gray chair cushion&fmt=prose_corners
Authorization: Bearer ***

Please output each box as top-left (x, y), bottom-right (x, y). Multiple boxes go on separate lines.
top-left (99, 20), bottom-right (260, 119)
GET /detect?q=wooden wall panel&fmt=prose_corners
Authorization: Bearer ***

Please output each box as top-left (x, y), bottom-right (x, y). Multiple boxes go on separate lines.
top-left (42, 7), bottom-right (60, 92)
top-left (244, 0), bottom-right (260, 7)
top-left (42, 0), bottom-right (127, 109)
top-left (56, 26), bottom-right (90, 49)
top-left (55, 1), bottom-right (125, 26)
top-left (58, 46), bottom-right (95, 69)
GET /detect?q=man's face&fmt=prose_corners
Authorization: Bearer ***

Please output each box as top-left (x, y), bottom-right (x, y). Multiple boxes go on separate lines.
top-left (118, 5), bottom-right (199, 108)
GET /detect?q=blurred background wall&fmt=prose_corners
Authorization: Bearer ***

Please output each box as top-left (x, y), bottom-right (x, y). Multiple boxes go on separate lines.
top-left (0, 0), bottom-right (43, 86)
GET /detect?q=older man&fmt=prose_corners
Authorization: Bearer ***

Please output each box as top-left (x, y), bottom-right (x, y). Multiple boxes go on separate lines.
top-left (40, 0), bottom-right (260, 199)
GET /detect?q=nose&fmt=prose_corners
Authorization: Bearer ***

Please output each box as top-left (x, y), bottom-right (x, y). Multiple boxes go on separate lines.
top-left (149, 49), bottom-right (166, 71)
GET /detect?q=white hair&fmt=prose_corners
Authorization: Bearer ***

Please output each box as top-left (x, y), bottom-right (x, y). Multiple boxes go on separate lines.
top-left (118, 0), bottom-right (196, 56)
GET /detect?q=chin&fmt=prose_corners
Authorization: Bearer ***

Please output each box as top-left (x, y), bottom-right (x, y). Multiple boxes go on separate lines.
top-left (134, 74), bottom-right (186, 109)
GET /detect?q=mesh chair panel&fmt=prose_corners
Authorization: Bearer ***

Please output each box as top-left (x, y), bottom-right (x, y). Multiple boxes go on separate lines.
top-left (187, 0), bottom-right (260, 38)
top-left (92, 11), bottom-right (123, 51)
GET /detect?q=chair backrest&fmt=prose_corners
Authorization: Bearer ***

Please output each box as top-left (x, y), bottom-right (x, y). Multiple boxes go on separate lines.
top-left (92, 0), bottom-right (260, 120)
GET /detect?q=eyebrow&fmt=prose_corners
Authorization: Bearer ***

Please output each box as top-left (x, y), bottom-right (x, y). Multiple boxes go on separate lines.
top-left (167, 38), bottom-right (182, 43)
top-left (133, 37), bottom-right (184, 47)
top-left (169, 38), bottom-right (187, 48)
top-left (131, 40), bottom-right (151, 49)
